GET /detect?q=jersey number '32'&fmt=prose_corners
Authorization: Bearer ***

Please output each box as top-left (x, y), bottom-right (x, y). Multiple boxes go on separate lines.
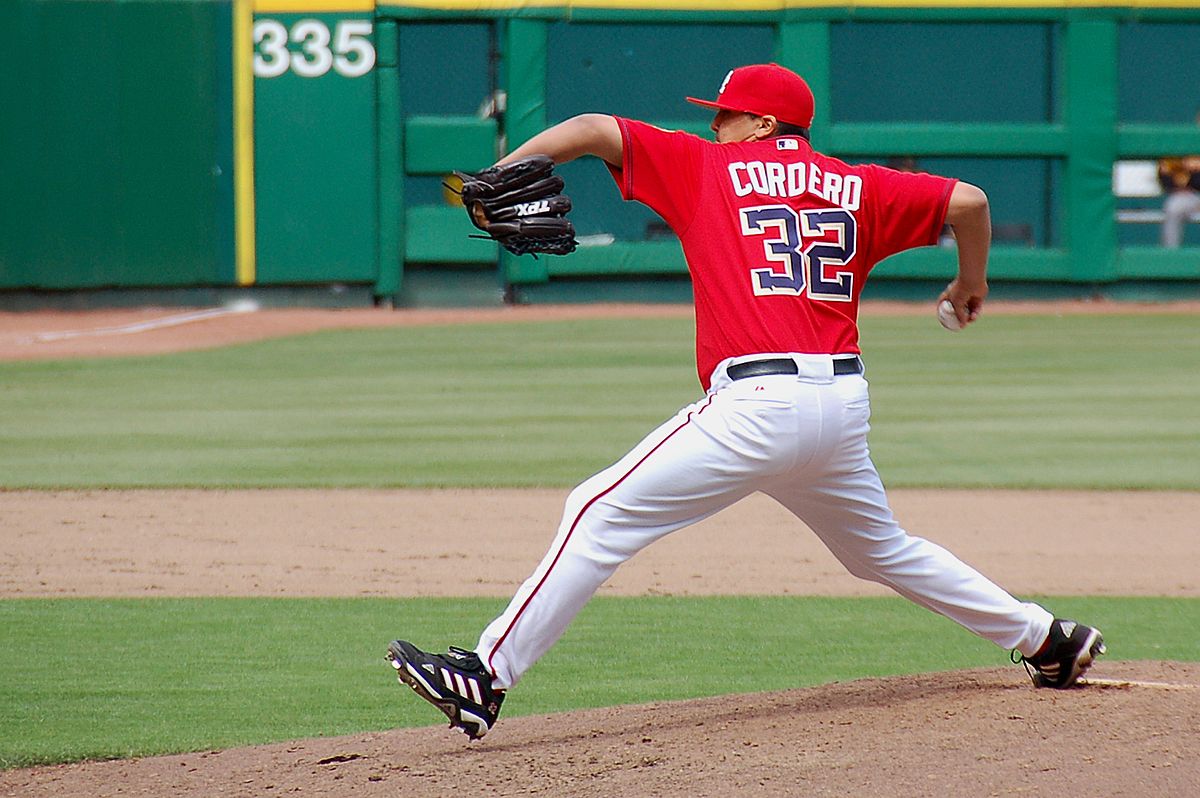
top-left (740, 206), bottom-right (857, 301)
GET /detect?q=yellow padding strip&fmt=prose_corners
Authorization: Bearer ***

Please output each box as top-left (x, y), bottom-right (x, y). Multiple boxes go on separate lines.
top-left (255, 0), bottom-right (375, 11)
top-left (233, 0), bottom-right (256, 287)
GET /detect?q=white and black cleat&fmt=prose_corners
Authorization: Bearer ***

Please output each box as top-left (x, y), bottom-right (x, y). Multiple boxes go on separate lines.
top-left (386, 640), bottom-right (504, 740)
top-left (1017, 619), bottom-right (1106, 689)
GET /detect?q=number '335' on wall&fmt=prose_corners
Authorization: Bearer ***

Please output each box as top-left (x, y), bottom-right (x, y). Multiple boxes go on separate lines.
top-left (253, 19), bottom-right (376, 79)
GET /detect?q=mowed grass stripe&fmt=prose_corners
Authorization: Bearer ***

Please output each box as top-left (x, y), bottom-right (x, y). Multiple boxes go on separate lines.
top-left (1, 595), bottom-right (1196, 768)
top-left (0, 313), bottom-right (1195, 489)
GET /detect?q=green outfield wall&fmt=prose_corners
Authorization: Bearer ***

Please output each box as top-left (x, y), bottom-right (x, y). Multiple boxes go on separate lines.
top-left (1, 1), bottom-right (1198, 302)
top-left (0, 0), bottom-right (236, 290)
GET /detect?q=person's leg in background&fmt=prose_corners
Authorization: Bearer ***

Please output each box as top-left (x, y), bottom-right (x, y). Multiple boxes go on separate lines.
top-left (1162, 190), bottom-right (1200, 248)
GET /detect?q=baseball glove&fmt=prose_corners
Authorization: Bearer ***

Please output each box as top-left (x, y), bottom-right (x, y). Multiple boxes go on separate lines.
top-left (451, 155), bottom-right (578, 257)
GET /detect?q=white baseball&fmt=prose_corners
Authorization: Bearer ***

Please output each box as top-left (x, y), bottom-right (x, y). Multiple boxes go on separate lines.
top-left (937, 300), bottom-right (964, 331)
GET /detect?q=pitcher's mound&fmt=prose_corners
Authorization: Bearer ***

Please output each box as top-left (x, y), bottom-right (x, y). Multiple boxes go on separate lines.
top-left (6, 661), bottom-right (1197, 797)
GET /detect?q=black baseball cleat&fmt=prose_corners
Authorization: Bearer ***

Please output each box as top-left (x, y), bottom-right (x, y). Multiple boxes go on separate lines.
top-left (386, 640), bottom-right (504, 740)
top-left (1015, 619), bottom-right (1106, 689)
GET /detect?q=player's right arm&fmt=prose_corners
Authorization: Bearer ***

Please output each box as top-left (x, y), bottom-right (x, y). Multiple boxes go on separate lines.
top-left (495, 114), bottom-right (622, 168)
top-left (940, 181), bottom-right (991, 327)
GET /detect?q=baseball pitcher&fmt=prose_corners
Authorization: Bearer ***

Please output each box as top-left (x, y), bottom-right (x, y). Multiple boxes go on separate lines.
top-left (387, 63), bottom-right (1105, 740)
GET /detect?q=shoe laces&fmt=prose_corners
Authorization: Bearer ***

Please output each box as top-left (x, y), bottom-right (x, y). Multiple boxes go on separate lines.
top-left (446, 646), bottom-right (483, 669)
top-left (1011, 648), bottom-right (1039, 686)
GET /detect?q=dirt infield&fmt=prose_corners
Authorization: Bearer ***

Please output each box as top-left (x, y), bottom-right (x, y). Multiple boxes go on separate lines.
top-left (2, 302), bottom-right (1198, 795)
top-left (4, 489), bottom-right (1199, 599)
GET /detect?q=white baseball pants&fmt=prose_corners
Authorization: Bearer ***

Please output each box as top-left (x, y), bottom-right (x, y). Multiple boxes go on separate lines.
top-left (477, 353), bottom-right (1053, 689)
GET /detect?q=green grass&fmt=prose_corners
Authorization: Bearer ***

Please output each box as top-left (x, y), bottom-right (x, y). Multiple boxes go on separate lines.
top-left (1, 595), bottom-right (1196, 768)
top-left (1, 313), bottom-right (1196, 768)
top-left (0, 313), bottom-right (1196, 489)
top-left (860, 312), bottom-right (1200, 488)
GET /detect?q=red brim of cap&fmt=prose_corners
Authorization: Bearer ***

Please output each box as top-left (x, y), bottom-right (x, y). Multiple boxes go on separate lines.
top-left (686, 97), bottom-right (735, 112)
top-left (687, 96), bottom-right (808, 127)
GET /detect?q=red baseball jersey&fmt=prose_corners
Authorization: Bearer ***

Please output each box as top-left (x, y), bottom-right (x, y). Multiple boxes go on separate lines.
top-left (607, 116), bottom-right (956, 389)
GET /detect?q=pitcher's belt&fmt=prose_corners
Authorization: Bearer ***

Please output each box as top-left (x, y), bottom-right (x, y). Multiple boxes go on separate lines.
top-left (726, 356), bottom-right (863, 381)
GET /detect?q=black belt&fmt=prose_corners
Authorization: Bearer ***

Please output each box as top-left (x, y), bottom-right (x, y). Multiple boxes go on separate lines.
top-left (726, 356), bottom-right (862, 381)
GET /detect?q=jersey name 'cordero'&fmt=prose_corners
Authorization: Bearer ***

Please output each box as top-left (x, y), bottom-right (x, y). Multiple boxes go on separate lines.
top-left (727, 158), bottom-right (863, 209)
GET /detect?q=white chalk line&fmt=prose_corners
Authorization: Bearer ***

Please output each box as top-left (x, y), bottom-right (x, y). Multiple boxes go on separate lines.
top-left (29, 301), bottom-right (259, 343)
top-left (1085, 678), bottom-right (1198, 691)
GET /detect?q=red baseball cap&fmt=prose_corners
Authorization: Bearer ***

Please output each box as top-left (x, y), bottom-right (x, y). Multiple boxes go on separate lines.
top-left (686, 63), bottom-right (815, 128)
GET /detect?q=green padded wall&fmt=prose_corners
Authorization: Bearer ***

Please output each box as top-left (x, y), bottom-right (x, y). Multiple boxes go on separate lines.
top-left (0, 0), bottom-right (233, 289)
top-left (251, 11), bottom-right (378, 284)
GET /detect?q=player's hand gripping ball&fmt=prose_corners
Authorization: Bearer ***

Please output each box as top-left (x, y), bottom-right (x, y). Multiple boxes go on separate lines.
top-left (937, 299), bottom-right (964, 332)
top-left (451, 155), bottom-right (578, 257)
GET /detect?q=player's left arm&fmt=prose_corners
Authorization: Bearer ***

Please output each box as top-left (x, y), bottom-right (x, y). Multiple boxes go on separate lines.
top-left (450, 114), bottom-right (620, 258)
top-left (939, 181), bottom-right (991, 327)
top-left (496, 114), bottom-right (622, 168)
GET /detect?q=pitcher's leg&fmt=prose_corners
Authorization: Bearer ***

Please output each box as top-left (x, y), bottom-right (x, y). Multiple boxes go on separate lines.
top-left (767, 469), bottom-right (1052, 657)
top-left (479, 393), bottom-right (763, 689)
